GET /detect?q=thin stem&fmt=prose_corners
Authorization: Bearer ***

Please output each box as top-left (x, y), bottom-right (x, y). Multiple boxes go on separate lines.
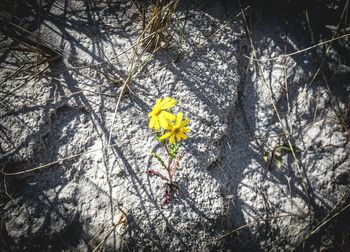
top-left (162, 140), bottom-right (171, 156)
top-left (167, 157), bottom-right (173, 184)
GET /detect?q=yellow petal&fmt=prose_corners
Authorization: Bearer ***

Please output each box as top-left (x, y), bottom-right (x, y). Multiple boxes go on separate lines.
top-left (148, 111), bottom-right (153, 118)
top-left (183, 127), bottom-right (190, 133)
top-left (160, 97), bottom-right (176, 109)
top-left (159, 132), bottom-right (172, 140)
top-left (160, 97), bottom-right (171, 105)
top-left (176, 112), bottom-right (183, 127)
top-left (158, 114), bottom-right (169, 129)
top-left (169, 135), bottom-right (175, 144)
top-left (181, 133), bottom-right (188, 140)
top-left (180, 118), bottom-right (189, 127)
top-left (154, 118), bottom-right (160, 131)
top-left (176, 133), bottom-right (181, 142)
top-left (161, 111), bottom-right (176, 121)
top-left (149, 117), bottom-right (155, 129)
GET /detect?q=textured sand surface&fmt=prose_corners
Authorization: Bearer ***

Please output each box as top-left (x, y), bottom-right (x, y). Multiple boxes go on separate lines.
top-left (1, 1), bottom-right (349, 251)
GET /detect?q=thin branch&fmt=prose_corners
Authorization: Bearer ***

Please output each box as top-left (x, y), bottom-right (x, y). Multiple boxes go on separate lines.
top-left (244, 33), bottom-right (350, 62)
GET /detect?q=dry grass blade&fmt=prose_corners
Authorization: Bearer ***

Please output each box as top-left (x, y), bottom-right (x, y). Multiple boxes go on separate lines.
top-left (0, 129), bottom-right (155, 176)
top-left (105, 47), bottom-right (139, 165)
top-left (0, 65), bottom-right (26, 86)
top-left (321, 71), bottom-right (349, 133)
top-left (306, 0), bottom-right (349, 89)
top-left (0, 64), bottom-right (52, 101)
top-left (90, 209), bottom-right (129, 252)
top-left (244, 33), bottom-right (350, 62)
top-left (0, 143), bottom-right (119, 176)
top-left (136, 5), bottom-right (251, 78)
top-left (217, 214), bottom-right (305, 240)
top-left (0, 19), bottom-right (62, 57)
top-left (2, 172), bottom-right (20, 209)
top-left (141, 0), bottom-right (181, 52)
top-left (294, 184), bottom-right (350, 250)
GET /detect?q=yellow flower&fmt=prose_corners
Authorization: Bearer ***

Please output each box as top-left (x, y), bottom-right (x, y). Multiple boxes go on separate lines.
top-left (148, 97), bottom-right (176, 131)
top-left (160, 112), bottom-right (190, 144)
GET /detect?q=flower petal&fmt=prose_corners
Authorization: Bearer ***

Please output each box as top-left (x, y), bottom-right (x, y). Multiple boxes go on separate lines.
top-left (160, 97), bottom-right (176, 109)
top-left (183, 127), bottom-right (190, 133)
top-left (180, 118), bottom-right (189, 127)
top-left (176, 132), bottom-right (182, 142)
top-left (159, 132), bottom-right (172, 140)
top-left (161, 111), bottom-right (176, 121)
top-left (159, 114), bottom-right (170, 129)
top-left (169, 135), bottom-right (175, 144)
top-left (181, 132), bottom-right (188, 140)
top-left (176, 112), bottom-right (183, 127)
top-left (154, 118), bottom-right (160, 131)
top-left (149, 117), bottom-right (155, 129)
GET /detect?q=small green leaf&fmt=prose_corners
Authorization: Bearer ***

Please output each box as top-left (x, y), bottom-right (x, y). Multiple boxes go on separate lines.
top-left (281, 144), bottom-right (303, 154)
top-left (152, 152), bottom-right (167, 170)
top-left (156, 131), bottom-right (163, 142)
top-left (275, 154), bottom-right (283, 169)
top-left (293, 145), bottom-right (303, 154)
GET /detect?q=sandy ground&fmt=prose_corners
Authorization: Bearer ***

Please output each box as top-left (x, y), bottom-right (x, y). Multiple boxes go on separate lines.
top-left (1, 0), bottom-right (350, 251)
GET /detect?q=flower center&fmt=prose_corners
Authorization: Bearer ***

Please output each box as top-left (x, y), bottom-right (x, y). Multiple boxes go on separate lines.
top-left (173, 126), bottom-right (180, 134)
